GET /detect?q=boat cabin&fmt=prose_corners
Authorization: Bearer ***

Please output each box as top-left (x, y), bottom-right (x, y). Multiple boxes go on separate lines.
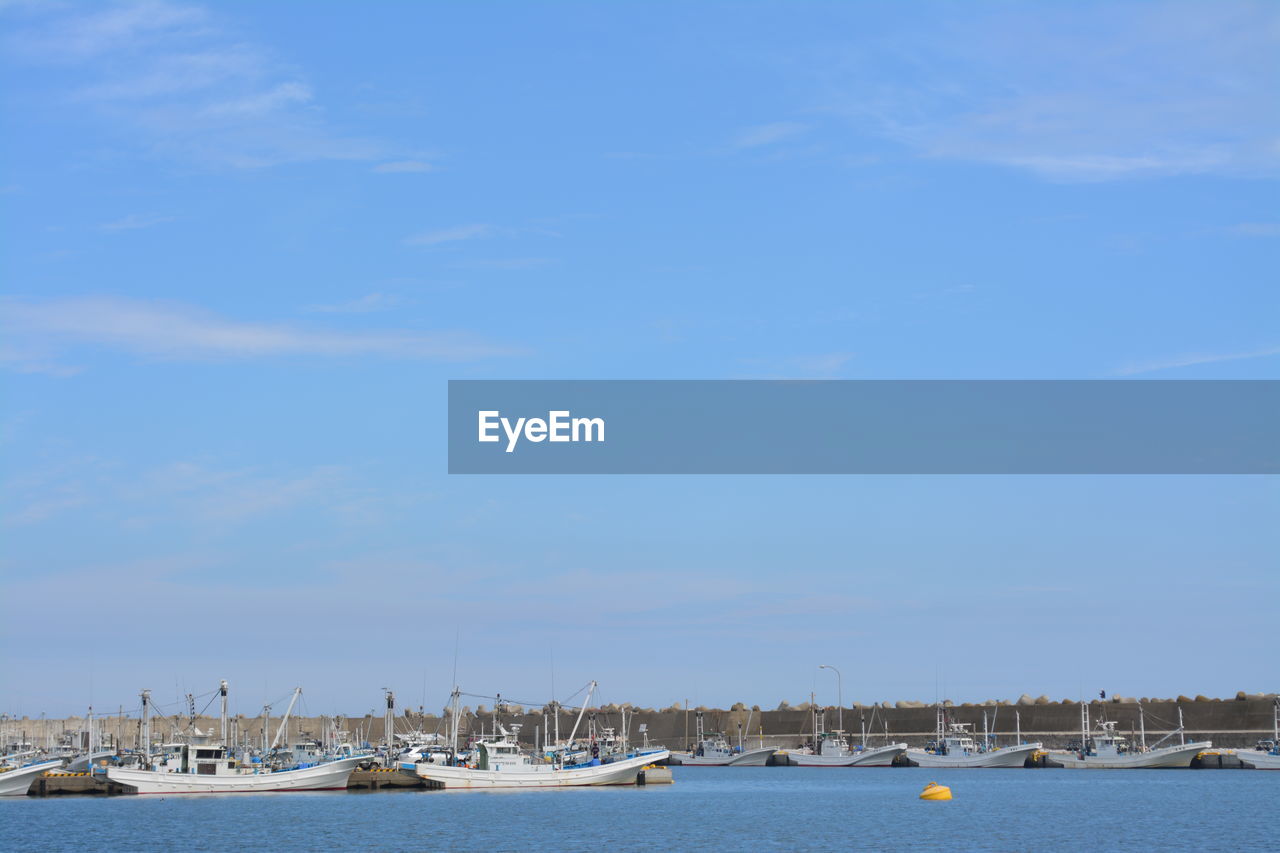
top-left (1086, 722), bottom-right (1130, 757)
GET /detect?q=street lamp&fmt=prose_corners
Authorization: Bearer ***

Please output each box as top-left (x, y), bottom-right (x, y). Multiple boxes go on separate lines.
top-left (818, 664), bottom-right (843, 731)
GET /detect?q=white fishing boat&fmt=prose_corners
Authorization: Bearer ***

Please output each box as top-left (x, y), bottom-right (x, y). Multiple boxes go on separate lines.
top-left (907, 708), bottom-right (1042, 768)
top-left (413, 740), bottom-right (664, 788)
top-left (1237, 699), bottom-right (1280, 769)
top-left (1239, 749), bottom-right (1280, 769)
top-left (107, 683), bottom-right (363, 794)
top-left (1052, 702), bottom-right (1210, 769)
top-left (671, 711), bottom-right (775, 766)
top-left (786, 731), bottom-right (907, 766)
top-left (847, 742), bottom-right (908, 766)
top-left (411, 682), bottom-right (668, 788)
top-left (0, 759), bottom-right (63, 796)
top-left (786, 704), bottom-right (906, 767)
top-left (107, 749), bottom-right (362, 794)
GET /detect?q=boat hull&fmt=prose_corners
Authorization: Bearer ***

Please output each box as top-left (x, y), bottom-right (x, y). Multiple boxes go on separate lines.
top-left (1050, 741), bottom-right (1211, 769)
top-left (106, 757), bottom-right (361, 794)
top-left (848, 743), bottom-right (908, 766)
top-left (1237, 750), bottom-right (1280, 769)
top-left (785, 750), bottom-right (858, 766)
top-left (0, 760), bottom-right (63, 797)
top-left (675, 747), bottom-right (776, 766)
top-left (413, 750), bottom-right (666, 788)
top-left (907, 742), bottom-right (1042, 768)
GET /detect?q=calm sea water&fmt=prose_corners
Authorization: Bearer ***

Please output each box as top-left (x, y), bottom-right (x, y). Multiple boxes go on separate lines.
top-left (5, 767), bottom-right (1276, 851)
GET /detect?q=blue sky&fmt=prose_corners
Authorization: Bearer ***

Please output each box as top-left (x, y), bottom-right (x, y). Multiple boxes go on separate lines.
top-left (2, 1), bottom-right (1276, 719)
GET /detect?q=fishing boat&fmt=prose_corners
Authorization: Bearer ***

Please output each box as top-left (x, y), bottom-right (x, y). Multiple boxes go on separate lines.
top-left (106, 683), bottom-right (363, 794)
top-left (907, 707), bottom-right (1042, 768)
top-left (671, 711), bottom-right (775, 766)
top-left (1238, 699), bottom-right (1280, 769)
top-left (1052, 702), bottom-right (1210, 769)
top-left (0, 758), bottom-right (63, 796)
top-left (107, 747), bottom-right (362, 794)
top-left (785, 706), bottom-right (906, 767)
top-left (410, 682), bottom-right (669, 788)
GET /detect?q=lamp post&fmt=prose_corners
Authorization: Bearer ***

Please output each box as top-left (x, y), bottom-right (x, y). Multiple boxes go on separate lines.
top-left (819, 665), bottom-right (843, 731)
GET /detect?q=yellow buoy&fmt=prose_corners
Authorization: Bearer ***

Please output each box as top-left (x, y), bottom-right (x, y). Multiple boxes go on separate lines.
top-left (919, 781), bottom-right (952, 801)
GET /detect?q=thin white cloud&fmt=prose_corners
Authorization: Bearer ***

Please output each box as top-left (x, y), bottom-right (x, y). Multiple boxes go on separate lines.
top-left (7, 0), bottom-right (211, 62)
top-left (9, 2), bottom-right (388, 168)
top-left (1115, 344), bottom-right (1280, 376)
top-left (97, 213), bottom-right (176, 232)
top-left (733, 122), bottom-right (809, 148)
top-left (305, 293), bottom-right (401, 314)
top-left (1230, 223), bottom-right (1280, 237)
top-left (1, 296), bottom-right (524, 366)
top-left (824, 3), bottom-right (1280, 180)
top-left (374, 160), bottom-right (434, 174)
top-left (404, 224), bottom-right (492, 247)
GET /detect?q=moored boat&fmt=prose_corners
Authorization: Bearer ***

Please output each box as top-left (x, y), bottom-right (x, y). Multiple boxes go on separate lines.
top-left (1052, 701), bottom-right (1210, 769)
top-left (411, 681), bottom-right (670, 788)
top-left (907, 708), bottom-right (1042, 768)
top-left (0, 759), bottom-right (63, 796)
top-left (1237, 699), bottom-right (1280, 769)
top-left (671, 711), bottom-right (775, 766)
top-left (107, 750), bottom-right (362, 794)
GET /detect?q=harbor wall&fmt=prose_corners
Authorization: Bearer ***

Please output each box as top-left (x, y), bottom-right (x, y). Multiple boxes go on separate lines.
top-left (9, 694), bottom-right (1276, 751)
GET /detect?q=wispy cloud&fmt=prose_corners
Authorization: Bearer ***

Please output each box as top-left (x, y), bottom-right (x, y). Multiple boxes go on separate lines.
top-left (733, 121), bottom-right (809, 149)
top-left (1115, 344), bottom-right (1280, 376)
top-left (823, 3), bottom-right (1280, 180)
top-left (7, 1), bottom-right (386, 168)
top-left (1, 296), bottom-right (524, 368)
top-left (374, 159), bottom-right (434, 174)
top-left (97, 213), bottom-right (176, 232)
top-left (404, 224), bottom-right (492, 247)
top-left (304, 293), bottom-right (401, 314)
top-left (1229, 223), bottom-right (1280, 237)
top-left (453, 257), bottom-right (553, 271)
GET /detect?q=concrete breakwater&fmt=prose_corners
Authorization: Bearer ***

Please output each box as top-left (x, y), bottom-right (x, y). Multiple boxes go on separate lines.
top-left (9, 694), bottom-right (1276, 753)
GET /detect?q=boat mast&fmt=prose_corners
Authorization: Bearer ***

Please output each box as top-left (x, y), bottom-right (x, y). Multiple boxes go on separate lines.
top-left (448, 687), bottom-right (460, 760)
top-left (565, 681), bottom-right (597, 747)
top-left (1138, 702), bottom-right (1146, 751)
top-left (1015, 709), bottom-right (1021, 744)
top-left (269, 688), bottom-right (302, 751)
top-left (983, 709), bottom-right (989, 752)
top-left (1080, 700), bottom-right (1089, 753)
top-left (384, 689), bottom-right (395, 756)
top-left (219, 680), bottom-right (228, 746)
top-left (140, 689), bottom-right (151, 768)
top-left (1177, 705), bottom-right (1185, 747)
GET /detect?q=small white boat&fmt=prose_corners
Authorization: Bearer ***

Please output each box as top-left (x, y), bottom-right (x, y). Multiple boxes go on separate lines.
top-left (107, 747), bottom-right (362, 794)
top-left (671, 711), bottom-right (775, 766)
top-left (786, 731), bottom-right (906, 766)
top-left (0, 759), bottom-right (63, 797)
top-left (907, 710), bottom-right (1042, 768)
top-left (847, 742), bottom-right (909, 766)
top-left (1239, 749), bottom-right (1280, 770)
top-left (412, 681), bottom-right (669, 788)
top-left (1235, 699), bottom-right (1280, 769)
top-left (108, 681), bottom-right (363, 793)
top-left (412, 739), bottom-right (665, 788)
top-left (1052, 702), bottom-right (1210, 769)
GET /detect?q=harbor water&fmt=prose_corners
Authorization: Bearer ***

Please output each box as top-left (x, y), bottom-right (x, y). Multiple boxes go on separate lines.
top-left (6, 766), bottom-right (1276, 851)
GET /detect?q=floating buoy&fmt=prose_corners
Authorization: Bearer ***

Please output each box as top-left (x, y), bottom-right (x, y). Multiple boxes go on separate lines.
top-left (920, 781), bottom-right (952, 801)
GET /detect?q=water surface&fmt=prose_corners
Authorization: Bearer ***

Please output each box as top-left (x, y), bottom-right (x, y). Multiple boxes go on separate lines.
top-left (6, 766), bottom-right (1275, 851)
